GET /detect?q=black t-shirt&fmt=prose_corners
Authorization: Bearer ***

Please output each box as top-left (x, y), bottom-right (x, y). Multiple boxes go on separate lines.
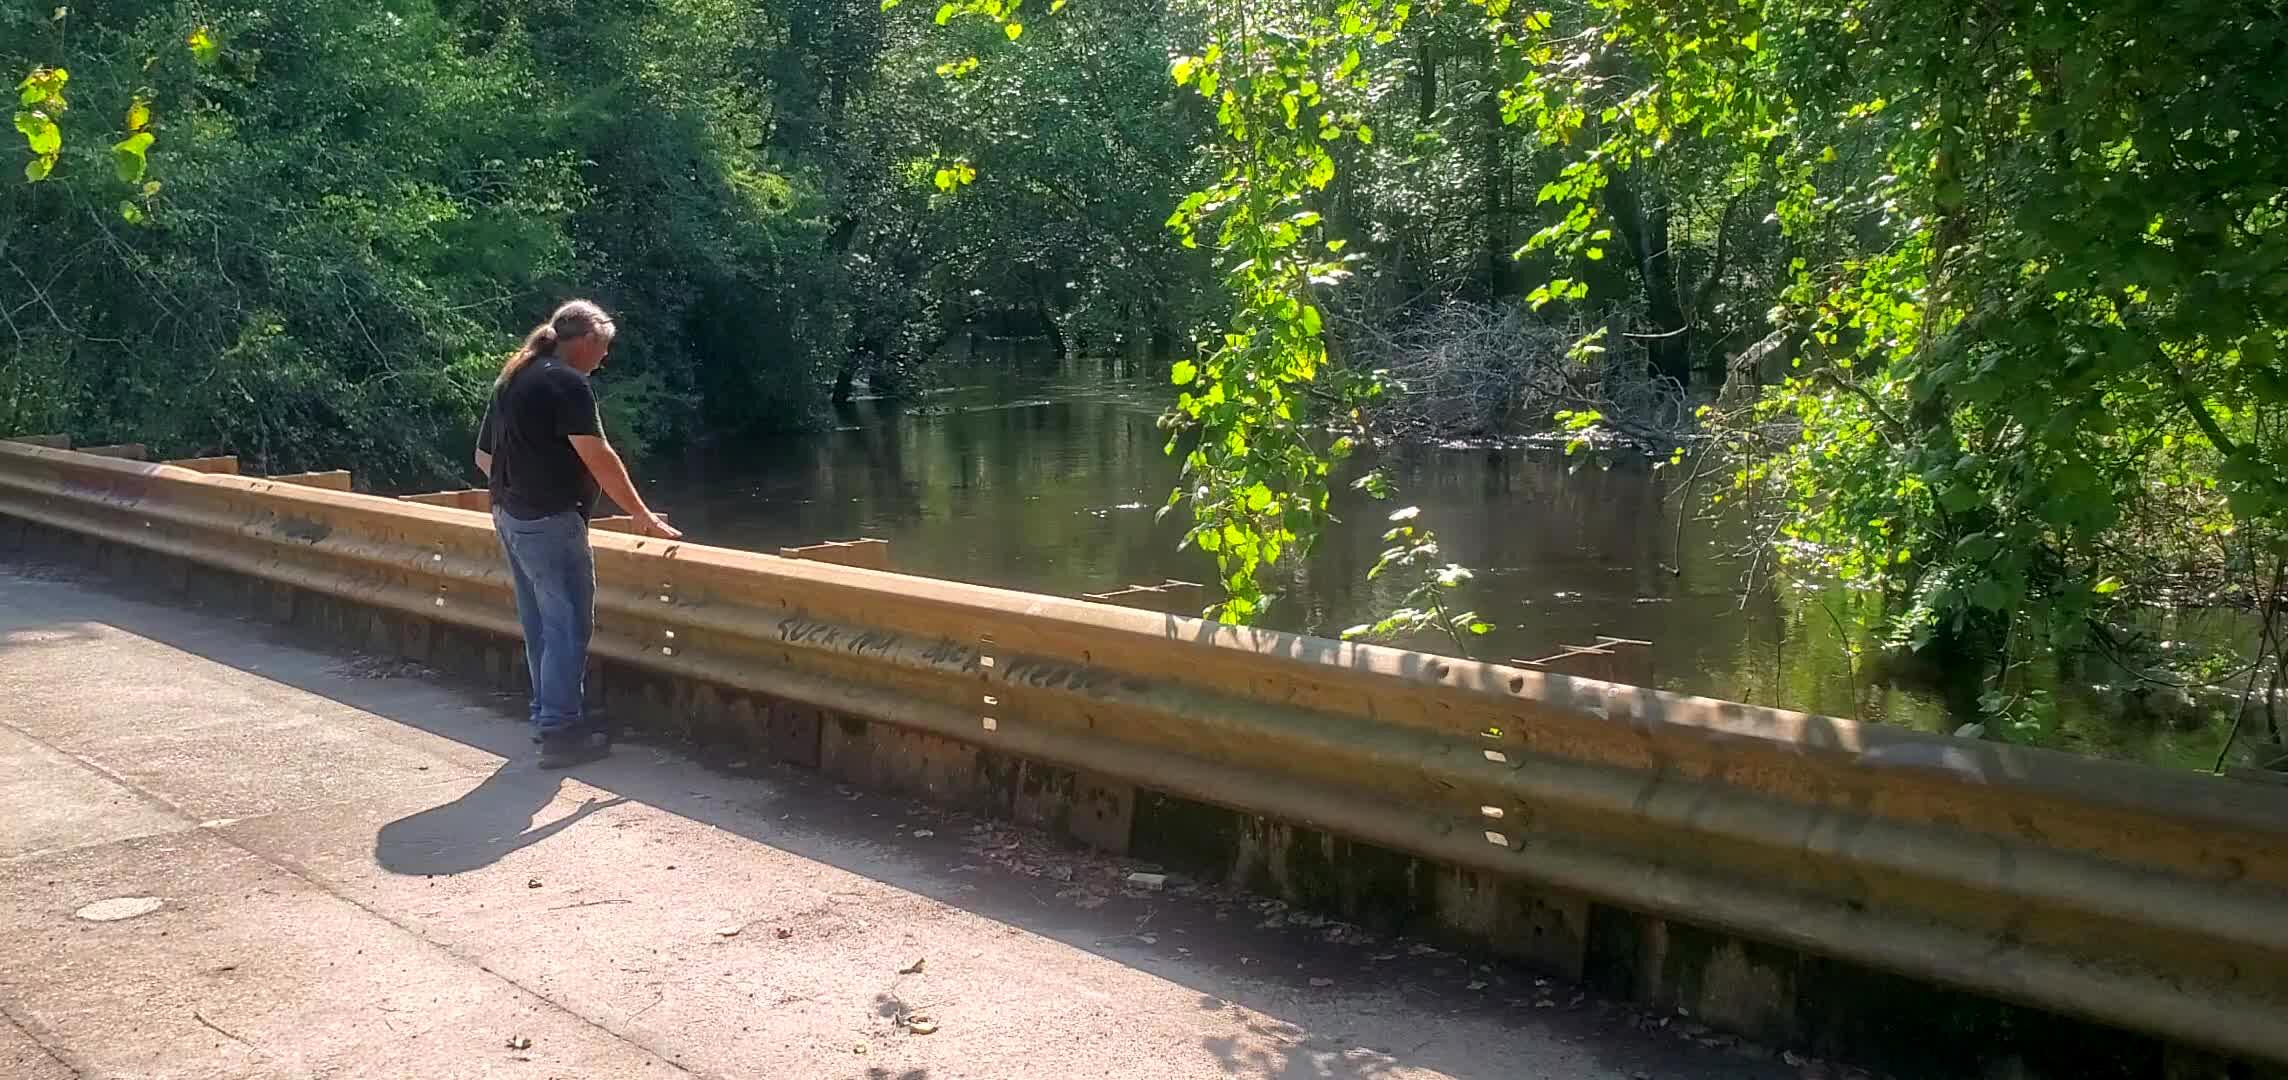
top-left (477, 356), bottom-right (603, 520)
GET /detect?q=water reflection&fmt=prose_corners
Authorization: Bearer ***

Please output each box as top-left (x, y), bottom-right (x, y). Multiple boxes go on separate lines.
top-left (643, 356), bottom-right (2242, 768)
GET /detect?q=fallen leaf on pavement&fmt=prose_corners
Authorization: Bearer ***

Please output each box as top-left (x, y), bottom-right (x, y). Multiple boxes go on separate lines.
top-left (903, 1013), bottom-right (939, 1035)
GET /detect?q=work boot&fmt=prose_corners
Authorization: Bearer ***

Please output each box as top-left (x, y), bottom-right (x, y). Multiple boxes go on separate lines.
top-left (537, 727), bottom-right (610, 770)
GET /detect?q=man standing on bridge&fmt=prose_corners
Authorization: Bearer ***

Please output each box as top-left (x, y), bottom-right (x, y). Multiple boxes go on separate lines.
top-left (474, 299), bottom-right (681, 769)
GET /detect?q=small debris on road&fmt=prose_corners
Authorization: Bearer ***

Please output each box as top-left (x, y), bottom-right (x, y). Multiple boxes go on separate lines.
top-left (901, 1012), bottom-right (939, 1035)
top-left (716, 925), bottom-right (742, 938)
top-left (1126, 872), bottom-right (1167, 891)
top-left (775, 927), bottom-right (794, 940)
top-left (1309, 977), bottom-right (1335, 988)
top-left (506, 1035), bottom-right (532, 1050)
top-left (898, 957), bottom-right (927, 975)
top-left (526, 878), bottom-right (542, 889)
top-left (75, 896), bottom-right (163, 922)
top-left (911, 829), bottom-right (934, 838)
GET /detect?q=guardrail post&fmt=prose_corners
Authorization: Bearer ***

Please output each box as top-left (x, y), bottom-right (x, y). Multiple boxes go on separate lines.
top-left (163, 455), bottom-right (239, 475)
top-left (779, 538), bottom-right (890, 571)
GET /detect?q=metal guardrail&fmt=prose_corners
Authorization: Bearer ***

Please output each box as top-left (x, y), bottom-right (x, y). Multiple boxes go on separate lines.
top-left (1, 438), bottom-right (2283, 1063)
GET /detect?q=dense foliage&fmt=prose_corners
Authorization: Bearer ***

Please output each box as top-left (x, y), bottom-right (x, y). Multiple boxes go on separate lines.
top-left (4, 0), bottom-right (1211, 483)
top-left (14, 0), bottom-right (2286, 747)
top-left (1496, 0), bottom-right (2287, 728)
top-left (908, 0), bottom-right (2286, 745)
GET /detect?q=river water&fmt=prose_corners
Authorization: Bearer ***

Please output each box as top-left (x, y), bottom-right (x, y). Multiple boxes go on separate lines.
top-left (642, 354), bottom-right (2244, 770)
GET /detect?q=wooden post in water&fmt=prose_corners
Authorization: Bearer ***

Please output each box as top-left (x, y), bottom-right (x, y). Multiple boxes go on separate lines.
top-left (268, 470), bottom-right (354, 491)
top-left (398, 489), bottom-right (492, 512)
top-left (779, 538), bottom-right (891, 571)
top-left (1516, 636), bottom-right (1655, 689)
top-left (1082, 580), bottom-right (1208, 617)
top-left (164, 456), bottom-right (240, 475)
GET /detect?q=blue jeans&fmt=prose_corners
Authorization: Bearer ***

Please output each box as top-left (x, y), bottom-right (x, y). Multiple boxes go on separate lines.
top-left (493, 508), bottom-right (594, 737)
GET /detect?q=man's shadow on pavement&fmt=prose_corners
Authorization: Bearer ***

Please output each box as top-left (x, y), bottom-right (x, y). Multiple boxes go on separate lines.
top-left (374, 762), bottom-right (626, 876)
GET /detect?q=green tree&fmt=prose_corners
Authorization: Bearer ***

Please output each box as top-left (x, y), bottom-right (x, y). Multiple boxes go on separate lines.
top-left (1499, 0), bottom-right (2288, 721)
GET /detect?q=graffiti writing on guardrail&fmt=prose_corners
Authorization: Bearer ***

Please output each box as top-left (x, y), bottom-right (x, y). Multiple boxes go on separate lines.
top-left (1000, 658), bottom-right (1142, 697)
top-left (776, 614), bottom-right (977, 671)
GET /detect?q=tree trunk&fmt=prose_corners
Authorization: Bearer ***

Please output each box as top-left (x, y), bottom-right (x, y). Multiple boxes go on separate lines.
top-left (831, 360), bottom-right (856, 405)
top-left (1477, 39), bottom-right (1510, 299)
top-left (1604, 177), bottom-right (1692, 383)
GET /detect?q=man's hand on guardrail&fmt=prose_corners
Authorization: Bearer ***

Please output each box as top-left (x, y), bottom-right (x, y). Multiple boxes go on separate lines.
top-left (638, 512), bottom-right (683, 540)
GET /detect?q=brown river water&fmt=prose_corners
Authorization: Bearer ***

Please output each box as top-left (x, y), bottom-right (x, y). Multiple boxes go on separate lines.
top-left (636, 353), bottom-right (2249, 771)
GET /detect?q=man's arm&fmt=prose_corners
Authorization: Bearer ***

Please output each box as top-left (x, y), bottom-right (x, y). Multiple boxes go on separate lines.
top-left (569, 435), bottom-right (681, 539)
top-left (474, 397), bottom-right (498, 479)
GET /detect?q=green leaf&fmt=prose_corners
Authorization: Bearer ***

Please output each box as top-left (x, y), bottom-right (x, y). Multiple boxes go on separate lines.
top-left (1245, 483), bottom-right (1273, 511)
top-left (24, 155), bottom-right (54, 182)
top-left (14, 112), bottom-right (61, 156)
top-left (187, 27), bottom-right (219, 66)
top-left (1355, 124), bottom-right (1374, 145)
top-left (1170, 359), bottom-right (1197, 385)
top-left (1172, 57), bottom-right (1198, 86)
top-left (125, 98), bottom-right (150, 132)
top-left (1004, 21), bottom-right (1023, 40)
top-left (18, 67), bottom-right (67, 108)
top-left (112, 131), bottom-right (153, 183)
top-left (2093, 576), bottom-right (2123, 595)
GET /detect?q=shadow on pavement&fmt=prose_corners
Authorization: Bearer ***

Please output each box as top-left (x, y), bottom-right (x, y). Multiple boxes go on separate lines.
top-left (0, 563), bottom-right (1793, 1080)
top-left (373, 764), bottom-right (625, 876)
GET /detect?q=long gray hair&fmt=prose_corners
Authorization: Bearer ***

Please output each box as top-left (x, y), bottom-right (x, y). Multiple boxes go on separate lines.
top-left (497, 300), bottom-right (614, 386)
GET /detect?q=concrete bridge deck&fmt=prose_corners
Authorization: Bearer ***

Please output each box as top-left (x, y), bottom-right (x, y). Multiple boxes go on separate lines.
top-left (0, 564), bottom-right (1807, 1080)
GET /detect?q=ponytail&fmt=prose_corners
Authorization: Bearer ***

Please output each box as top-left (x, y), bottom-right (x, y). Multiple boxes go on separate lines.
top-left (497, 300), bottom-right (614, 387)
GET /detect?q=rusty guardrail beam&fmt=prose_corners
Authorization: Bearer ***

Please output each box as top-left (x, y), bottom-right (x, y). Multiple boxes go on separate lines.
top-left (0, 437), bottom-right (2283, 1065)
